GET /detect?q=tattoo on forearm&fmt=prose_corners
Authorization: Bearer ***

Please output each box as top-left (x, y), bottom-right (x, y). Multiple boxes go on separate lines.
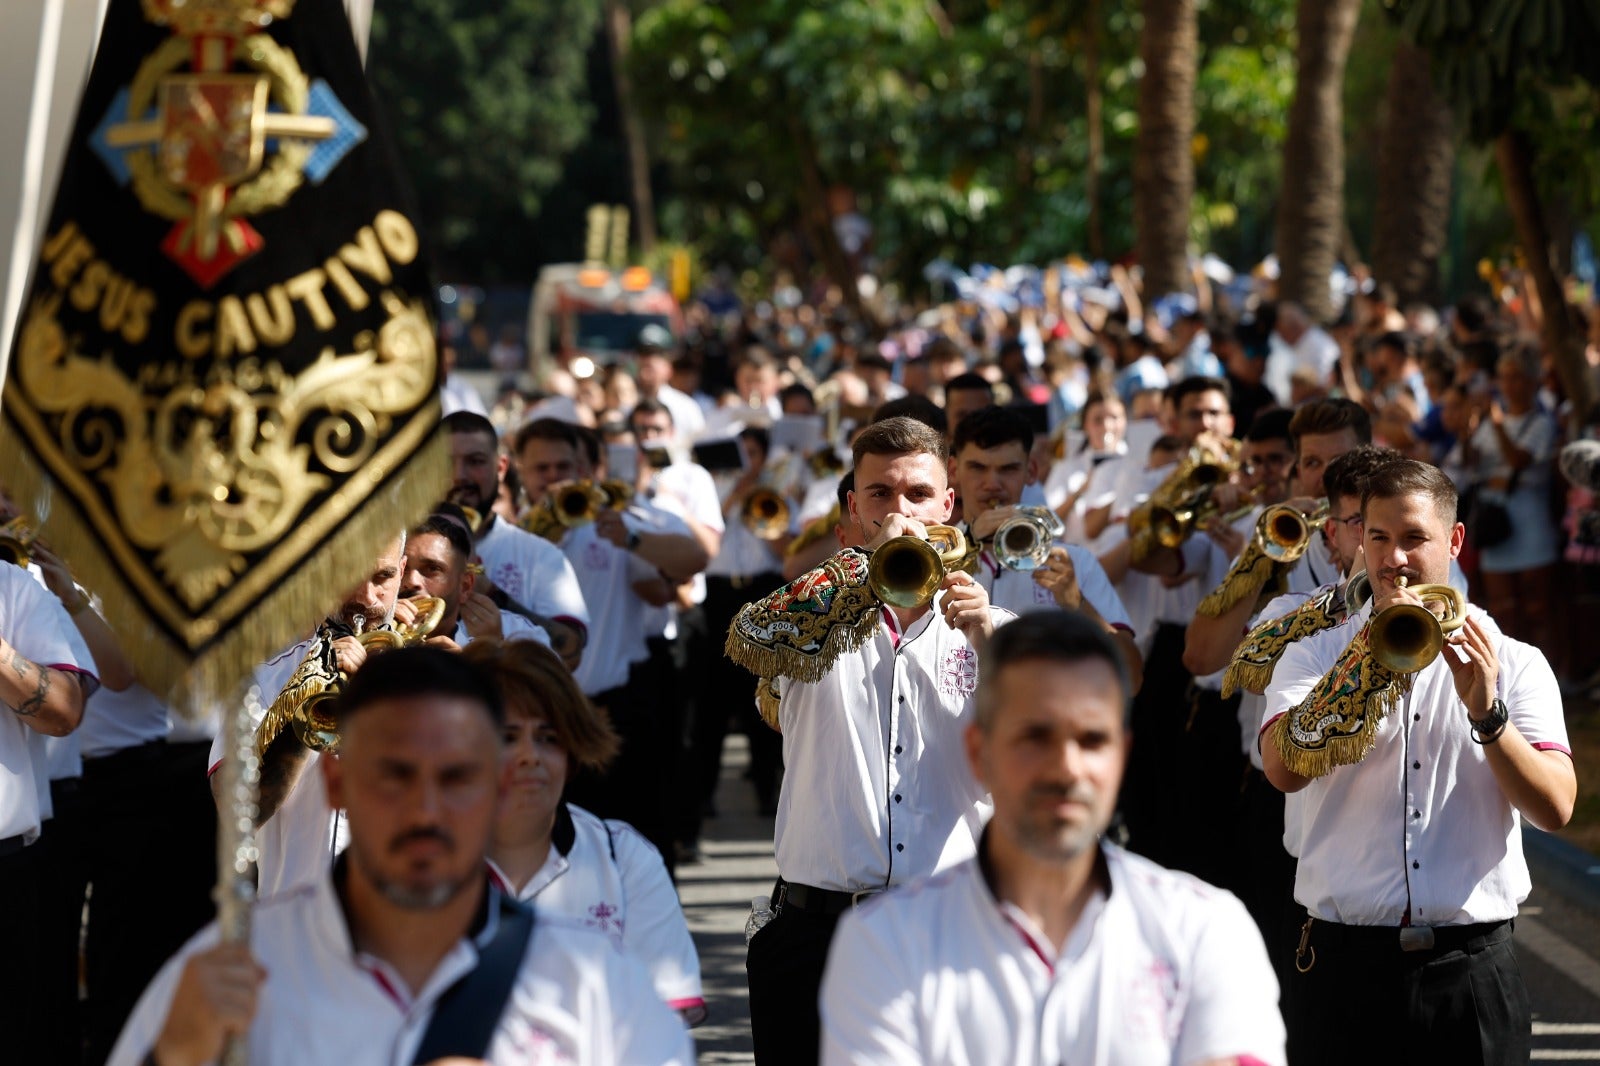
top-left (14, 667), bottom-right (49, 718)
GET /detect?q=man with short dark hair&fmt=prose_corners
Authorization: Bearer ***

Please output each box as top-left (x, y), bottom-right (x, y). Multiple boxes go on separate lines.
top-left (821, 611), bottom-right (1284, 1065)
top-left (110, 648), bottom-right (690, 1066)
top-left (1263, 459), bottom-right (1575, 1064)
top-left (729, 415), bottom-right (1010, 1065)
top-left (401, 514), bottom-right (548, 648)
top-left (442, 411), bottom-right (589, 669)
top-left (940, 371), bottom-right (995, 440)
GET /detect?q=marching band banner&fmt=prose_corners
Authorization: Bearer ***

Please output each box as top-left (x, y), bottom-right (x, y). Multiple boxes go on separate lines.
top-left (0, 0), bottom-right (446, 704)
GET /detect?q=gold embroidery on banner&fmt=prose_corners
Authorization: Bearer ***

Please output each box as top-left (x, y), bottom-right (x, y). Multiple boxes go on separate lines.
top-left (11, 291), bottom-right (438, 620)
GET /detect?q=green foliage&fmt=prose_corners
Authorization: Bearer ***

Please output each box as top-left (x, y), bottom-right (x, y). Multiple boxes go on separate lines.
top-left (630, 0), bottom-right (1302, 287)
top-left (367, 0), bottom-right (604, 280)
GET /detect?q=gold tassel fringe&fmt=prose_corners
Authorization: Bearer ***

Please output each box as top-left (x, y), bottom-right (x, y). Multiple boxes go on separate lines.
top-left (0, 416), bottom-right (450, 717)
top-left (1197, 539), bottom-right (1275, 618)
top-left (724, 593), bottom-right (881, 685)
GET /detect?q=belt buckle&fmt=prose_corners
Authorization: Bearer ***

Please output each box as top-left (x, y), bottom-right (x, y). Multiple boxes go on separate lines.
top-left (1399, 925), bottom-right (1435, 952)
top-left (851, 889), bottom-right (881, 908)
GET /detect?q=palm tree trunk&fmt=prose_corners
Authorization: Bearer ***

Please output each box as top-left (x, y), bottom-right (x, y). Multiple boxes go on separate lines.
top-left (605, 0), bottom-right (657, 253)
top-left (1496, 127), bottom-right (1592, 426)
top-left (1134, 0), bottom-right (1197, 299)
top-left (1275, 0), bottom-right (1362, 322)
top-left (1085, 0), bottom-right (1104, 260)
top-left (1370, 43), bottom-right (1453, 305)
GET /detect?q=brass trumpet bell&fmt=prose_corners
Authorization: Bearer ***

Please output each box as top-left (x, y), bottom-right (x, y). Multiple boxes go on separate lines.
top-left (1344, 569), bottom-right (1372, 614)
top-left (1258, 501), bottom-right (1329, 563)
top-left (742, 488), bottom-right (790, 541)
top-left (994, 507), bottom-right (1065, 572)
top-left (1369, 583), bottom-right (1465, 674)
top-left (553, 481), bottom-right (608, 527)
top-left (868, 525), bottom-right (971, 609)
top-left (0, 517), bottom-right (36, 569)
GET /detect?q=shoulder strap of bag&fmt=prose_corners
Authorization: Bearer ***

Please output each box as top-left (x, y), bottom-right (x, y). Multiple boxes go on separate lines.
top-left (410, 889), bottom-right (536, 1064)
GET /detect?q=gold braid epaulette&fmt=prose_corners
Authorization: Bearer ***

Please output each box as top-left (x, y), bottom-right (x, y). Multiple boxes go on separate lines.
top-left (724, 548), bottom-right (881, 684)
top-left (1266, 620), bottom-right (1413, 780)
top-left (1197, 536), bottom-right (1278, 618)
top-left (1222, 582), bottom-right (1344, 697)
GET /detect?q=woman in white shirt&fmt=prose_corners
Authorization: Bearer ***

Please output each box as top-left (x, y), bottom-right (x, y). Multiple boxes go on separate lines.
top-left (463, 639), bottom-right (707, 1025)
top-left (1043, 388), bottom-right (1128, 544)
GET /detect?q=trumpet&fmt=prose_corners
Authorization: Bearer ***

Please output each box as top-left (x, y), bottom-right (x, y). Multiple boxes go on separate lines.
top-left (1129, 442), bottom-right (1241, 554)
top-left (1256, 500), bottom-right (1330, 563)
top-left (868, 525), bottom-right (974, 609)
top-left (1368, 578), bottom-right (1465, 674)
top-left (806, 447), bottom-right (846, 478)
top-left (0, 517), bottom-right (37, 569)
top-left (994, 507), bottom-right (1065, 572)
top-left (742, 488), bottom-right (791, 541)
top-left (1344, 568), bottom-right (1373, 614)
top-left (254, 595), bottom-right (448, 756)
top-left (549, 479), bottom-right (635, 529)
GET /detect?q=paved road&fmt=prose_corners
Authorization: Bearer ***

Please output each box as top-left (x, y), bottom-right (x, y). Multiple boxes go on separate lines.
top-left (680, 739), bottom-right (1600, 1063)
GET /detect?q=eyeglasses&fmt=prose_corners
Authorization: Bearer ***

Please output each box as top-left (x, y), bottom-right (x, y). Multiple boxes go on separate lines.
top-left (1330, 514), bottom-right (1363, 529)
top-left (1242, 455), bottom-right (1292, 475)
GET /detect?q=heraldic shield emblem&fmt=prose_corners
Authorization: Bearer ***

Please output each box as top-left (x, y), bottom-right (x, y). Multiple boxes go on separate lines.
top-left (0, 0), bottom-right (448, 704)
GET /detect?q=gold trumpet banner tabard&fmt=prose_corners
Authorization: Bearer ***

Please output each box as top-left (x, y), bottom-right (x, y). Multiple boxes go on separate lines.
top-left (1266, 621), bottom-right (1412, 780)
top-left (0, 0), bottom-right (447, 705)
top-left (1222, 582), bottom-right (1344, 698)
top-left (725, 549), bottom-right (882, 685)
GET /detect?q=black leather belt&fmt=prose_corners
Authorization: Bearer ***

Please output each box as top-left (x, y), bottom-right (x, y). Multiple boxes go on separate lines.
top-left (775, 878), bottom-right (882, 916)
top-left (1308, 917), bottom-right (1511, 954)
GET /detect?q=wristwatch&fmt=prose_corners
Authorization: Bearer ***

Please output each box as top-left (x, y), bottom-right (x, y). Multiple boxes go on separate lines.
top-left (1470, 697), bottom-right (1509, 745)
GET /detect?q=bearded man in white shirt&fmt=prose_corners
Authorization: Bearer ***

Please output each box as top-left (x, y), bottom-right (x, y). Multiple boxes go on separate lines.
top-left (729, 415), bottom-right (1010, 1065)
top-left (821, 610), bottom-right (1285, 1066)
top-left (1263, 459), bottom-right (1576, 1064)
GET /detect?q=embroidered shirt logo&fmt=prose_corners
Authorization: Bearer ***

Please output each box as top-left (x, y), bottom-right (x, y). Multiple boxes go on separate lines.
top-left (587, 900), bottom-right (623, 936)
top-left (492, 561), bottom-right (523, 596)
top-left (939, 646), bottom-right (978, 698)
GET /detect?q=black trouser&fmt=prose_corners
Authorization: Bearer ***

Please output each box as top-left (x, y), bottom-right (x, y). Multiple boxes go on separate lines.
top-left (1165, 684), bottom-right (1247, 890)
top-left (1284, 918), bottom-right (1529, 1066)
top-left (683, 572), bottom-right (786, 842)
top-left (1235, 768), bottom-right (1300, 998)
top-left (33, 778), bottom-right (89, 1065)
top-left (746, 893), bottom-right (844, 1066)
top-left (0, 839), bottom-right (46, 1063)
top-left (568, 662), bottom-right (672, 861)
top-left (1118, 622), bottom-right (1191, 868)
top-left (82, 740), bottom-right (217, 1066)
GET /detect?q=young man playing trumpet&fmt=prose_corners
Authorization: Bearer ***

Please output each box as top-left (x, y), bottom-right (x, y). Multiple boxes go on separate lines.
top-left (1262, 459), bottom-right (1575, 1064)
top-left (727, 415), bottom-right (1011, 1066)
top-left (947, 404), bottom-right (1142, 687)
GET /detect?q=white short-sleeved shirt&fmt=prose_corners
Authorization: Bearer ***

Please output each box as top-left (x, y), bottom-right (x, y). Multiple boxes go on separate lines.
top-left (770, 588), bottom-right (1014, 892)
top-left (971, 541), bottom-right (1133, 634)
top-left (562, 506), bottom-right (692, 696)
top-left (644, 461), bottom-right (724, 629)
top-left (475, 516), bottom-right (590, 634)
top-left (799, 472), bottom-right (845, 525)
top-left (1263, 602), bottom-right (1570, 926)
top-left (820, 844), bottom-right (1286, 1066)
top-left (489, 803), bottom-right (703, 1014)
top-left (80, 682), bottom-right (170, 760)
top-left (0, 566), bottom-right (97, 841)
top-left (106, 872), bottom-right (692, 1066)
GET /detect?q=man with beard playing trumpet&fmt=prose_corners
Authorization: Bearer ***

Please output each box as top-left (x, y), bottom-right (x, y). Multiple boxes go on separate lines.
top-left (1262, 459), bottom-right (1575, 1065)
top-left (209, 532), bottom-right (448, 897)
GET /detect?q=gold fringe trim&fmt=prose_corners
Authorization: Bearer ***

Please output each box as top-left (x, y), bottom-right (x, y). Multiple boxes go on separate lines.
top-left (0, 417), bottom-right (450, 716)
top-left (1197, 539), bottom-right (1275, 617)
top-left (1222, 659), bottom-right (1273, 700)
top-left (725, 594), bottom-right (881, 685)
top-left (1268, 624), bottom-right (1413, 780)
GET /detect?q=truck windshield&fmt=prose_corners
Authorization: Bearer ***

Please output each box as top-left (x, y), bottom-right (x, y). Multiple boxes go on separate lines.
top-left (572, 312), bottom-right (672, 355)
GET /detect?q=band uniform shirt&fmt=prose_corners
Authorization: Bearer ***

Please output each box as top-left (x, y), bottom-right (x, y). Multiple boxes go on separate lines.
top-left (561, 505), bottom-right (693, 696)
top-left (1263, 602), bottom-right (1570, 927)
top-left (645, 460), bottom-right (725, 629)
top-left (820, 841), bottom-right (1285, 1066)
top-left (0, 564), bottom-right (98, 842)
top-left (475, 516), bottom-right (591, 636)
top-left (79, 682), bottom-right (171, 760)
top-left (487, 802), bottom-right (704, 1016)
top-left (706, 472), bottom-right (790, 579)
top-left (770, 594), bottom-right (1015, 893)
top-left (970, 539), bottom-right (1133, 634)
top-left (105, 869), bottom-right (693, 1066)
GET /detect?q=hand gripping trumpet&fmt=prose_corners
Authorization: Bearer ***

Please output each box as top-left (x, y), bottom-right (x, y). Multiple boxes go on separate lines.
top-left (867, 525), bottom-right (974, 609)
top-left (1368, 577), bottom-right (1466, 674)
top-left (994, 506), bottom-right (1066, 572)
top-left (253, 596), bottom-right (447, 757)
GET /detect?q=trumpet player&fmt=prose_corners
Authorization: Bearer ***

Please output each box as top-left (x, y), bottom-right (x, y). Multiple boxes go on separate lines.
top-left (1262, 460), bottom-right (1575, 1065)
top-left (727, 416), bottom-right (1011, 1066)
top-left (947, 406), bottom-right (1142, 689)
top-left (400, 511), bottom-right (551, 649)
top-left (512, 417), bottom-right (709, 865)
top-left (207, 533), bottom-right (434, 897)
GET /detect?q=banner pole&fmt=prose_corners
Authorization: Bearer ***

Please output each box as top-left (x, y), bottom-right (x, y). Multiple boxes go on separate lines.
top-left (212, 682), bottom-right (262, 1066)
